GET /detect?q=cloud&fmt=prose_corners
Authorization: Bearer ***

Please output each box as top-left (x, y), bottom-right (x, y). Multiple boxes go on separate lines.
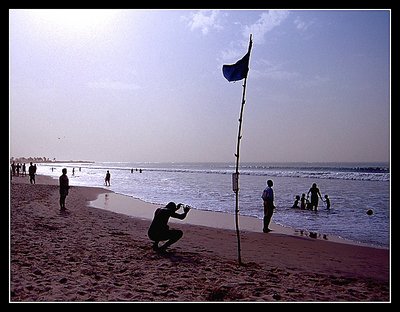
top-left (294, 16), bottom-right (314, 31)
top-left (252, 59), bottom-right (300, 81)
top-left (243, 10), bottom-right (290, 44)
top-left (220, 47), bottom-right (245, 63)
top-left (185, 10), bottom-right (222, 35)
top-left (252, 59), bottom-right (329, 87)
top-left (220, 10), bottom-right (290, 64)
top-left (87, 79), bottom-right (141, 91)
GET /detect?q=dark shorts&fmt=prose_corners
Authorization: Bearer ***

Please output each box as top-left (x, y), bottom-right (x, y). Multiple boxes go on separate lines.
top-left (148, 229), bottom-right (183, 242)
top-left (311, 197), bottom-right (318, 206)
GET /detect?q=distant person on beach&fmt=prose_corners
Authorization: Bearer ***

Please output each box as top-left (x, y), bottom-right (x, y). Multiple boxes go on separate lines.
top-left (105, 170), bottom-right (111, 186)
top-left (148, 202), bottom-right (191, 252)
top-left (22, 163), bottom-right (26, 177)
top-left (292, 195), bottom-right (300, 208)
top-left (324, 194), bottom-right (331, 209)
top-left (59, 168), bottom-right (70, 211)
top-left (11, 162), bottom-right (16, 176)
top-left (307, 183), bottom-right (323, 211)
top-left (300, 193), bottom-right (306, 210)
top-left (261, 179), bottom-right (275, 233)
top-left (28, 162), bottom-right (36, 184)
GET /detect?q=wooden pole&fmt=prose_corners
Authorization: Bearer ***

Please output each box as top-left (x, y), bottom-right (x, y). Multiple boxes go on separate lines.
top-left (233, 34), bottom-right (252, 266)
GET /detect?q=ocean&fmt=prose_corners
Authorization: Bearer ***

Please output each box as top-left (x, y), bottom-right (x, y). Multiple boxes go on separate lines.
top-left (36, 161), bottom-right (390, 249)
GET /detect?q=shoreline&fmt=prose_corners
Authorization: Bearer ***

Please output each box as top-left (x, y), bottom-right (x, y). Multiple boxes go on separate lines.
top-left (90, 191), bottom-right (382, 249)
top-left (10, 175), bottom-right (390, 302)
top-left (16, 173), bottom-right (388, 249)
top-left (30, 164), bottom-right (390, 250)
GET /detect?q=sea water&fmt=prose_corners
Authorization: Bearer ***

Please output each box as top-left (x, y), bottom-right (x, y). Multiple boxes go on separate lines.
top-left (37, 162), bottom-right (390, 249)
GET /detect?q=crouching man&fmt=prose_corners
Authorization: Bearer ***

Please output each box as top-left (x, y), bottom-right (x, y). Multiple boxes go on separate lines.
top-left (148, 202), bottom-right (190, 252)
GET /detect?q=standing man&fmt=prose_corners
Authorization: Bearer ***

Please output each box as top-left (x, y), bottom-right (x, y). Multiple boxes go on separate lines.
top-left (59, 168), bottom-right (70, 211)
top-left (28, 162), bottom-right (36, 184)
top-left (105, 170), bottom-right (111, 186)
top-left (262, 179), bottom-right (275, 233)
top-left (22, 163), bottom-right (26, 177)
top-left (307, 183), bottom-right (323, 211)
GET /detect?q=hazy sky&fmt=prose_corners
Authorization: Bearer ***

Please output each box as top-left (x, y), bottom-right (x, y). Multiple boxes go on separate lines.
top-left (9, 9), bottom-right (390, 163)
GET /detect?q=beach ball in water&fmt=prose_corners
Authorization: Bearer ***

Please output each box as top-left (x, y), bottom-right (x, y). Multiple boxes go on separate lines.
top-left (366, 209), bottom-right (373, 216)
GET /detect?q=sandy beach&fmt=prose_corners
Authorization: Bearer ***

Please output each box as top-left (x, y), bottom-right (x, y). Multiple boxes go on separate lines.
top-left (10, 175), bottom-right (390, 302)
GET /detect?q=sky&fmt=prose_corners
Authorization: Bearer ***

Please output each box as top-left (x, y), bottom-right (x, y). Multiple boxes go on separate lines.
top-left (9, 9), bottom-right (390, 163)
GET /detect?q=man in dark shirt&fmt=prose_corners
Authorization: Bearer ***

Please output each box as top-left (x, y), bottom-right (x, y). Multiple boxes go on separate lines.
top-left (105, 170), bottom-right (111, 186)
top-left (262, 179), bottom-right (275, 233)
top-left (307, 183), bottom-right (323, 211)
top-left (59, 168), bottom-right (70, 211)
top-left (28, 162), bottom-right (36, 184)
top-left (148, 202), bottom-right (190, 252)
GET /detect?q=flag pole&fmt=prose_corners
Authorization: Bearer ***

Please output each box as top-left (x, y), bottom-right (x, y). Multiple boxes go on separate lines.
top-left (233, 34), bottom-right (252, 266)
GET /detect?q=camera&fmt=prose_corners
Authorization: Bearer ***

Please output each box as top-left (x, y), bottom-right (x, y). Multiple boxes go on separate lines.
top-left (183, 205), bottom-right (191, 213)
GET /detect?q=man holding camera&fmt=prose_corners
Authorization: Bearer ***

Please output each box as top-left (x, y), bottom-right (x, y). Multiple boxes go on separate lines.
top-left (148, 202), bottom-right (191, 252)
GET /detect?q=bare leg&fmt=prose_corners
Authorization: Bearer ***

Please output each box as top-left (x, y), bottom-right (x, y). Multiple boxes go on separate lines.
top-left (159, 230), bottom-right (183, 251)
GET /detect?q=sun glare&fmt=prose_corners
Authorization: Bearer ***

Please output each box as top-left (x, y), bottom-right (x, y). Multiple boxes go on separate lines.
top-left (28, 9), bottom-right (118, 36)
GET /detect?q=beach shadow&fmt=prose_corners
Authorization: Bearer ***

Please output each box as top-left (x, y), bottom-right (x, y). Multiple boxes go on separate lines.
top-left (34, 222), bottom-right (59, 231)
top-left (59, 209), bottom-right (70, 216)
top-left (237, 261), bottom-right (262, 269)
top-left (153, 248), bottom-right (202, 264)
top-left (109, 230), bottom-right (129, 236)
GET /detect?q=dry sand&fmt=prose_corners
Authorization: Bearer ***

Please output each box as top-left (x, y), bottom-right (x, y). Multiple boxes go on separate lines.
top-left (10, 175), bottom-right (390, 302)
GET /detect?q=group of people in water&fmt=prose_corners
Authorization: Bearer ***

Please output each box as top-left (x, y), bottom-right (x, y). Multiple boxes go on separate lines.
top-left (291, 183), bottom-right (330, 211)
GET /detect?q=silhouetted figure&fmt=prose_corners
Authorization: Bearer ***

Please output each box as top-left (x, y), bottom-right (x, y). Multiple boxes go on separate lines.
top-left (292, 195), bottom-right (300, 208)
top-left (22, 163), bottom-right (26, 177)
top-left (324, 194), bottom-right (331, 209)
top-left (72, 168), bottom-right (75, 176)
top-left (148, 202), bottom-right (190, 252)
top-left (11, 162), bottom-right (16, 176)
top-left (307, 183), bottom-right (323, 211)
top-left (105, 170), bottom-right (111, 186)
top-left (59, 168), bottom-right (70, 211)
top-left (262, 179), bottom-right (275, 233)
top-left (28, 162), bottom-right (36, 184)
top-left (300, 193), bottom-right (306, 210)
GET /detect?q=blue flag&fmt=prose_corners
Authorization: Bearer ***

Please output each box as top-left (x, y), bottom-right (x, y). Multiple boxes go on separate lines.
top-left (222, 51), bottom-right (250, 82)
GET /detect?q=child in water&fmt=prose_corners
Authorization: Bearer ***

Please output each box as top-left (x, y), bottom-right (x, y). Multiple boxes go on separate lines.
top-left (292, 195), bottom-right (300, 208)
top-left (300, 193), bottom-right (306, 210)
top-left (324, 195), bottom-right (331, 209)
